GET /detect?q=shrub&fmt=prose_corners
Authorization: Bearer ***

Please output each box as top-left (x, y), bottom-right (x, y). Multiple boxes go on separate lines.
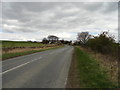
top-left (86, 31), bottom-right (118, 56)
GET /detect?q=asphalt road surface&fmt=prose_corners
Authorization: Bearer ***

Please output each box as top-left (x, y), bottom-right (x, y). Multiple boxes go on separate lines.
top-left (2, 46), bottom-right (73, 88)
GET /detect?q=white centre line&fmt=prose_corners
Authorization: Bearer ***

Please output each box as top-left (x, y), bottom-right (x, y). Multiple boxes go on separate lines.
top-left (1, 57), bottom-right (42, 75)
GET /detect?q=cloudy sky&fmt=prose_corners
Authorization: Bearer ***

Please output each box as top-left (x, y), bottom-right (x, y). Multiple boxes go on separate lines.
top-left (1, 2), bottom-right (118, 41)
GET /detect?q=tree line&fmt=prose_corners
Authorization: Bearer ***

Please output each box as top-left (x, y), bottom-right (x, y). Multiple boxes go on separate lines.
top-left (42, 35), bottom-right (72, 45)
top-left (41, 31), bottom-right (119, 57)
top-left (75, 31), bottom-right (119, 57)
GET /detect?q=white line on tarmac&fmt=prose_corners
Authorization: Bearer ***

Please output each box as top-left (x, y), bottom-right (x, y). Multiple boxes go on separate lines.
top-left (1, 57), bottom-right (42, 75)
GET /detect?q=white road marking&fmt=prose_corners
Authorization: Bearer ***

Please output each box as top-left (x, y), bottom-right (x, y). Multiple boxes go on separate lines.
top-left (1, 57), bottom-right (42, 75)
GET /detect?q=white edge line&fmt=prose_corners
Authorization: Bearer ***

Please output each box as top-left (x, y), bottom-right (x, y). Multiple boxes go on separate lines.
top-left (1, 57), bottom-right (42, 75)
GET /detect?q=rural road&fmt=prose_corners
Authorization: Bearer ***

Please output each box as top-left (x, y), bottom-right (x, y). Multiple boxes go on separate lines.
top-left (2, 46), bottom-right (73, 88)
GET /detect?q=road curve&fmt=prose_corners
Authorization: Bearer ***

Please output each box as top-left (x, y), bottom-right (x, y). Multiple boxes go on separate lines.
top-left (2, 46), bottom-right (73, 88)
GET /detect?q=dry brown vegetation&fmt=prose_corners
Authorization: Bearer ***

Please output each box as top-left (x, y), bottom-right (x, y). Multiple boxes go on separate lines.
top-left (2, 44), bottom-right (60, 54)
top-left (2, 44), bottom-right (63, 60)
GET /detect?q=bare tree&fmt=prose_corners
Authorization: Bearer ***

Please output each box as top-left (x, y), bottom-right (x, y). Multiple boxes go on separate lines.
top-left (42, 38), bottom-right (49, 44)
top-left (77, 32), bottom-right (91, 44)
top-left (47, 35), bottom-right (59, 44)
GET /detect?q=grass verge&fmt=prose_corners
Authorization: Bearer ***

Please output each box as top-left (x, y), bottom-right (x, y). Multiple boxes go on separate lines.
top-left (75, 47), bottom-right (117, 88)
top-left (2, 46), bottom-right (64, 60)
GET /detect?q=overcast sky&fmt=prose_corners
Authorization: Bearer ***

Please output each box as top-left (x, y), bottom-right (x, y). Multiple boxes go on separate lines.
top-left (1, 2), bottom-right (118, 41)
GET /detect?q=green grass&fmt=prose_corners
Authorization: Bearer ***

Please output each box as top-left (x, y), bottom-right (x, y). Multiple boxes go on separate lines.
top-left (75, 47), bottom-right (117, 88)
top-left (2, 40), bottom-right (44, 48)
top-left (2, 46), bottom-right (63, 60)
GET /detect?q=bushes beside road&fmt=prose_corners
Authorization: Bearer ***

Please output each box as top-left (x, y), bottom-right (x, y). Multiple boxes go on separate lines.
top-left (68, 31), bottom-right (119, 88)
top-left (86, 31), bottom-right (119, 57)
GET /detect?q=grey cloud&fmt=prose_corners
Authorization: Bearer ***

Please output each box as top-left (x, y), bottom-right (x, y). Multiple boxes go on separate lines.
top-left (82, 2), bottom-right (104, 11)
top-left (2, 2), bottom-right (118, 41)
top-left (102, 2), bottom-right (118, 13)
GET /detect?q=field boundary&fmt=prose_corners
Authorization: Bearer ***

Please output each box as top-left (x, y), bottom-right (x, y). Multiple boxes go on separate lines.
top-left (2, 46), bottom-right (64, 60)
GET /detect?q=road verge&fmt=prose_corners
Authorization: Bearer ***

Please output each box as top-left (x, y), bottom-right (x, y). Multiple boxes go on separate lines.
top-left (66, 46), bottom-right (116, 88)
